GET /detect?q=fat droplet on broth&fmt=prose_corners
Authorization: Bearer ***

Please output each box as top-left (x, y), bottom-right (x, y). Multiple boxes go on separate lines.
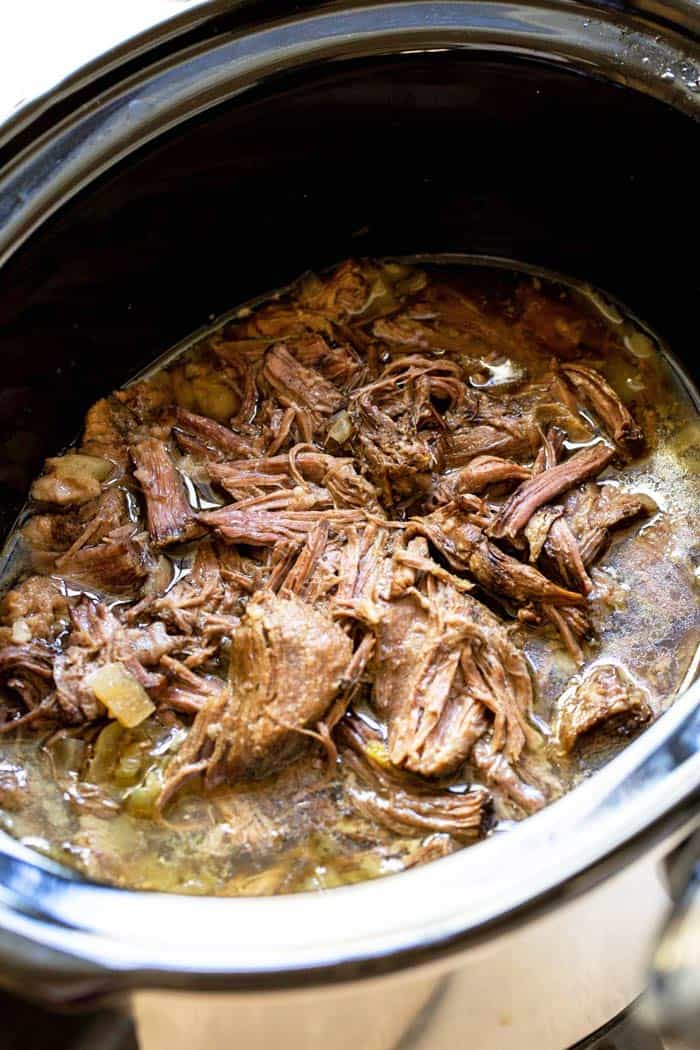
top-left (470, 356), bottom-right (527, 389)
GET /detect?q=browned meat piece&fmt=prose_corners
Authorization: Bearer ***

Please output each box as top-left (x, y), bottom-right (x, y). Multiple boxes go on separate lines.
top-left (561, 364), bottom-right (644, 455)
top-left (22, 488), bottom-right (130, 576)
top-left (322, 458), bottom-right (383, 513)
top-left (523, 506), bottom-right (564, 563)
top-left (22, 511), bottom-right (84, 562)
top-left (445, 423), bottom-right (537, 468)
top-left (532, 425), bottom-right (566, 474)
top-left (0, 576), bottom-right (69, 645)
top-left (131, 437), bottom-right (198, 547)
top-left (199, 505), bottom-right (364, 546)
top-left (563, 482), bottom-right (658, 566)
top-left (557, 664), bottom-right (652, 752)
top-left (288, 332), bottom-right (365, 389)
top-left (221, 297), bottom-right (334, 344)
top-left (145, 541), bottom-right (248, 655)
top-left (348, 389), bottom-right (434, 506)
top-left (81, 398), bottom-right (130, 470)
top-left (0, 641), bottom-right (56, 728)
top-left (471, 738), bottom-right (555, 816)
top-left (208, 451), bottom-right (334, 489)
top-left (55, 524), bottom-right (151, 596)
top-left (467, 540), bottom-right (585, 607)
top-left (296, 260), bottom-right (374, 321)
top-left (172, 407), bottom-right (259, 461)
top-left (373, 312), bottom-right (494, 358)
top-left (410, 506), bottom-right (584, 608)
top-left (53, 596), bottom-right (182, 724)
top-left (114, 375), bottom-right (175, 429)
top-left (444, 392), bottom-right (541, 469)
top-left (516, 285), bottom-right (607, 358)
top-left (541, 517), bottom-right (593, 594)
top-left (488, 442), bottom-right (615, 541)
top-left (263, 344), bottom-right (344, 433)
top-left (592, 484), bottom-right (658, 530)
top-left (161, 591), bottom-right (353, 796)
top-left (433, 456), bottom-right (531, 501)
top-left (339, 716), bottom-right (490, 840)
top-left (372, 576), bottom-right (537, 774)
top-left (209, 451), bottom-right (382, 516)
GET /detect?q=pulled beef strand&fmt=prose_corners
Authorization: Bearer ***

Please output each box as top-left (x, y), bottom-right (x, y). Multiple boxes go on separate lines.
top-left (338, 716), bottom-right (490, 840)
top-left (131, 437), bottom-right (199, 547)
top-left (561, 364), bottom-right (644, 455)
top-left (488, 442), bottom-right (615, 542)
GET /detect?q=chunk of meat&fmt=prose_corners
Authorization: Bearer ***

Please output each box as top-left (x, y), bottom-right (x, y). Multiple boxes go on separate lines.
top-left (0, 576), bottom-right (69, 644)
top-left (561, 364), bottom-right (644, 455)
top-left (161, 591), bottom-right (353, 794)
top-left (444, 393), bottom-right (541, 468)
top-left (532, 425), bottom-right (566, 474)
top-left (410, 506), bottom-right (585, 608)
top-left (131, 437), bottom-right (198, 547)
top-left (541, 516), bottom-right (593, 594)
top-left (53, 597), bottom-right (182, 724)
top-left (198, 505), bottom-right (364, 546)
top-left (339, 716), bottom-right (490, 840)
top-left (348, 388), bottom-right (435, 506)
top-left (55, 525), bottom-right (151, 596)
top-left (145, 541), bottom-right (249, 656)
top-left (557, 664), bottom-right (652, 752)
top-left (263, 345), bottom-right (344, 433)
top-left (372, 578), bottom-right (537, 774)
top-left (471, 738), bottom-right (558, 816)
top-left (488, 442), bottom-right (615, 541)
top-left (0, 641), bottom-right (56, 728)
top-left (433, 456), bottom-right (530, 502)
top-left (297, 260), bottom-right (374, 321)
top-left (563, 482), bottom-right (658, 566)
top-left (80, 398), bottom-right (130, 470)
top-left (172, 407), bottom-right (258, 462)
top-left (287, 332), bottom-right (365, 389)
top-left (467, 540), bottom-right (585, 607)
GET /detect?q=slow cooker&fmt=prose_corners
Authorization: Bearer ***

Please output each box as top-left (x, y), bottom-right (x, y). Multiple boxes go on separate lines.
top-left (0, 2), bottom-right (698, 1048)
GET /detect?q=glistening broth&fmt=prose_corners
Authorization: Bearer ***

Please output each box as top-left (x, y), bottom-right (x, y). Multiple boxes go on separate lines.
top-left (0, 259), bottom-right (697, 895)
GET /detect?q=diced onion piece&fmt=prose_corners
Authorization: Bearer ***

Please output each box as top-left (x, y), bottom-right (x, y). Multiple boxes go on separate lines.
top-left (11, 619), bottom-right (31, 643)
top-left (53, 453), bottom-right (113, 482)
top-left (88, 662), bottom-right (155, 728)
top-left (624, 328), bottom-right (655, 359)
top-left (327, 410), bottom-right (353, 445)
top-left (365, 739), bottom-right (392, 770)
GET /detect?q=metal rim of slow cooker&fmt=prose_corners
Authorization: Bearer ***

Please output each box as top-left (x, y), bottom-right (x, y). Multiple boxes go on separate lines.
top-left (0, 0), bottom-right (698, 993)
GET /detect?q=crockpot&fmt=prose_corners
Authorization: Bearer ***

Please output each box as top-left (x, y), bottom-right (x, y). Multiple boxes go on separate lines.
top-left (0, 2), bottom-right (698, 1048)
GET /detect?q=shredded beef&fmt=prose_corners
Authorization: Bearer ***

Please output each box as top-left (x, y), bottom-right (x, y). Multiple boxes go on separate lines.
top-left (557, 664), bottom-right (652, 752)
top-left (131, 437), bottom-right (199, 547)
top-left (339, 716), bottom-right (489, 839)
top-left (2, 258), bottom-right (669, 884)
top-left (488, 442), bottom-right (615, 541)
top-left (561, 364), bottom-right (644, 455)
top-left (160, 591), bottom-right (353, 797)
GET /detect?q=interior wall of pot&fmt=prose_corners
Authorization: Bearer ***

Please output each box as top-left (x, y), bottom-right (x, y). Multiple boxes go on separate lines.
top-left (0, 52), bottom-right (695, 532)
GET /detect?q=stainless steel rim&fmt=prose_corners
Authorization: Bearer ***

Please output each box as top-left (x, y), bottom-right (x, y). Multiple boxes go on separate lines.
top-left (0, 0), bottom-right (698, 988)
